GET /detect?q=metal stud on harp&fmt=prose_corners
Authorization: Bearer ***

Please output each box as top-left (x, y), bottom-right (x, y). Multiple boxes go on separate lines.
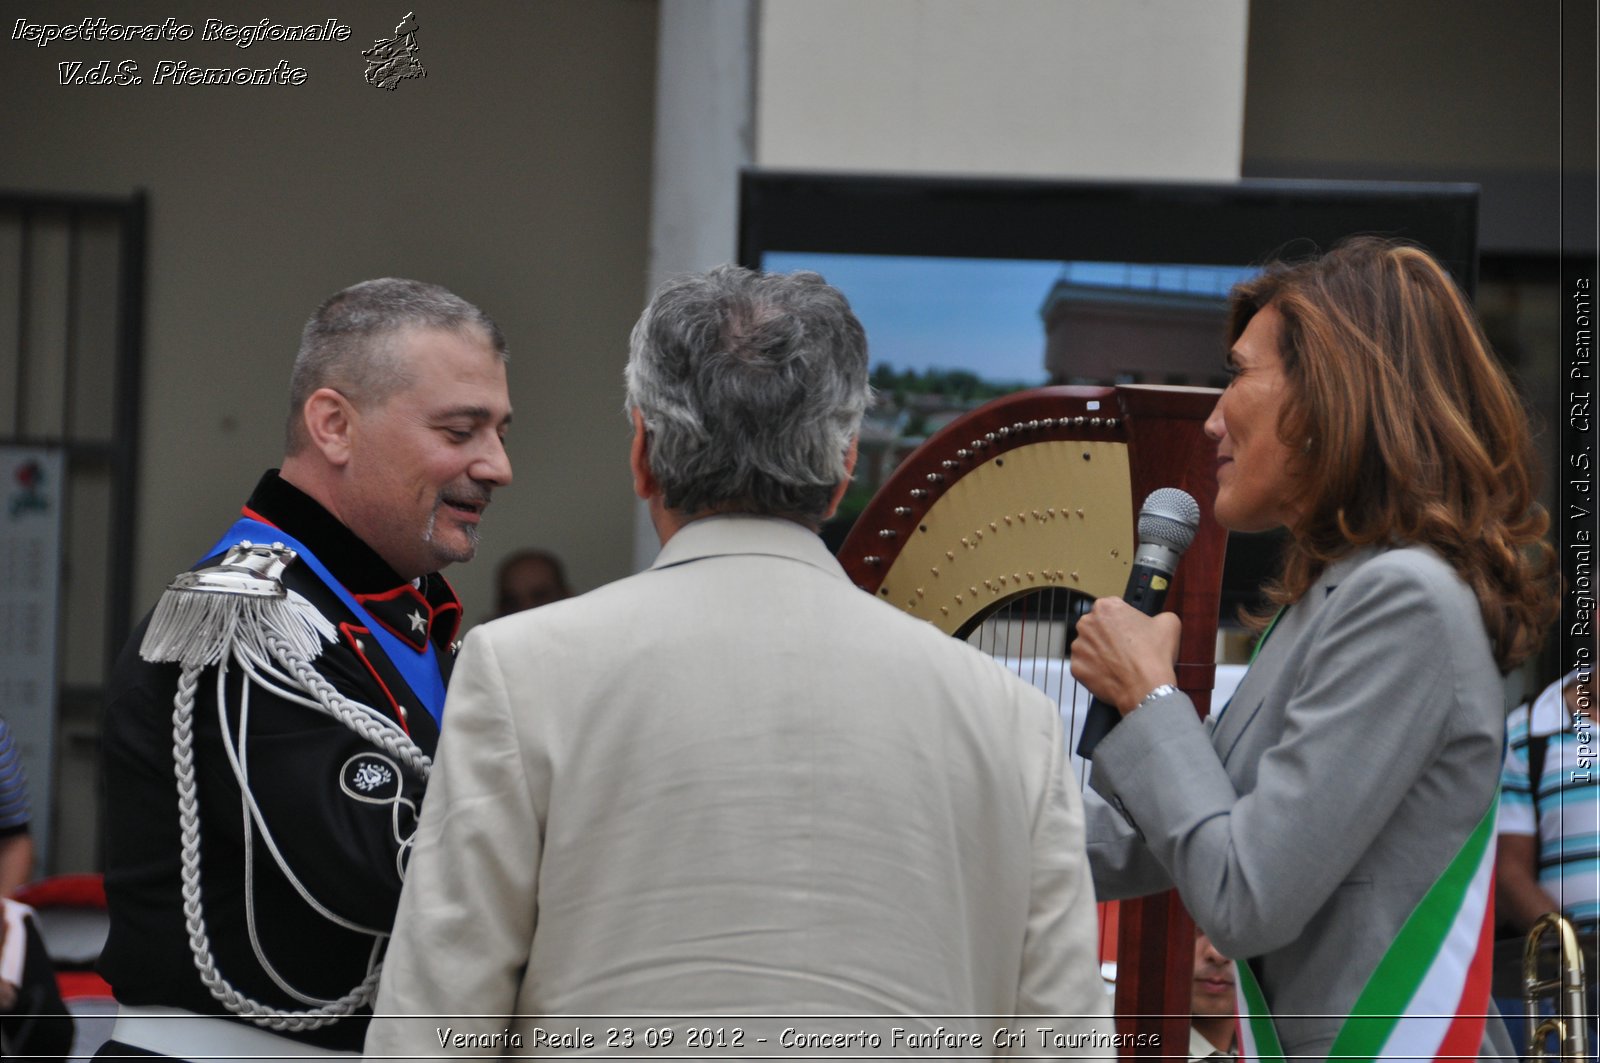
top-left (837, 383), bottom-right (1227, 1059)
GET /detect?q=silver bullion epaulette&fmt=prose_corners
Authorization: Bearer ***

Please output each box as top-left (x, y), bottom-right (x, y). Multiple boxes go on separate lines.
top-left (140, 541), bottom-right (338, 670)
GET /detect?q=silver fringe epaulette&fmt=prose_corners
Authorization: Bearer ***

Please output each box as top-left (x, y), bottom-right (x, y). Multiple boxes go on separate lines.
top-left (140, 541), bottom-right (337, 670)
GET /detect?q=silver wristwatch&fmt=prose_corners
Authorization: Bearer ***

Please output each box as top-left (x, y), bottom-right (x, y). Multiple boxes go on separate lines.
top-left (1135, 683), bottom-right (1179, 711)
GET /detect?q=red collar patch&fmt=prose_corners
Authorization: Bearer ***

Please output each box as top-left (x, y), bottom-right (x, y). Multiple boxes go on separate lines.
top-left (354, 584), bottom-right (435, 653)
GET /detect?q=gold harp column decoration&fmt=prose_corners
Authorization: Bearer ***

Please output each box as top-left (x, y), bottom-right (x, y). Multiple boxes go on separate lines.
top-left (838, 384), bottom-right (1228, 1060)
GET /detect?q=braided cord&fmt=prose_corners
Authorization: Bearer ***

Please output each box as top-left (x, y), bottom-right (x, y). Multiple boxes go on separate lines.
top-left (170, 632), bottom-right (433, 1030)
top-left (267, 635), bottom-right (432, 778)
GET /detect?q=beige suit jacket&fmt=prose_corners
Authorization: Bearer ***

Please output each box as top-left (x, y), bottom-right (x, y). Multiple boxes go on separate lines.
top-left (368, 515), bottom-right (1106, 1056)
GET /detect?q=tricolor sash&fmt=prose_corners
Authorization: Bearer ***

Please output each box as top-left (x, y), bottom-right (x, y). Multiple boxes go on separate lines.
top-left (1236, 796), bottom-right (1499, 1063)
top-left (205, 516), bottom-right (448, 724)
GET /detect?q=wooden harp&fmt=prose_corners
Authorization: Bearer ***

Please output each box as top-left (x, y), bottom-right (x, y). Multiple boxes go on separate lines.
top-left (836, 383), bottom-right (1227, 1057)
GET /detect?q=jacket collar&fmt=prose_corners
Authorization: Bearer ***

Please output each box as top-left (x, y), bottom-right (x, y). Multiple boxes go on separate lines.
top-left (1311, 545), bottom-right (1384, 603)
top-left (650, 514), bottom-right (848, 581)
top-left (1529, 670), bottom-right (1581, 737)
top-left (245, 469), bottom-right (462, 652)
top-left (1189, 1026), bottom-right (1237, 1062)
top-left (1256, 545), bottom-right (1384, 650)
top-left (1210, 545), bottom-right (1384, 753)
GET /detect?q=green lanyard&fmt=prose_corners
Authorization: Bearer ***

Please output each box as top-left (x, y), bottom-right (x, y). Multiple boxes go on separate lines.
top-left (1216, 607), bottom-right (1285, 719)
top-left (1247, 606), bottom-right (1285, 666)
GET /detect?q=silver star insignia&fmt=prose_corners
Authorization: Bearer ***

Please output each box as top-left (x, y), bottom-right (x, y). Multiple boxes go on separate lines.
top-left (408, 610), bottom-right (427, 635)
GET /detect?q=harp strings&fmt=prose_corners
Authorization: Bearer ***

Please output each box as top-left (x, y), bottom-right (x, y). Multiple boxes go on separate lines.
top-left (966, 586), bottom-right (1092, 789)
top-left (985, 584), bottom-right (1107, 970)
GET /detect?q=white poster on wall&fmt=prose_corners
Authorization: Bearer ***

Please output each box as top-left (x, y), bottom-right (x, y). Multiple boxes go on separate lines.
top-left (0, 446), bottom-right (64, 872)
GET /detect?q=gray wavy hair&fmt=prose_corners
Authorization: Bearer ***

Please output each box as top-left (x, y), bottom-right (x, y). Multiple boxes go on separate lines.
top-left (625, 265), bottom-right (870, 523)
top-left (285, 278), bottom-right (506, 453)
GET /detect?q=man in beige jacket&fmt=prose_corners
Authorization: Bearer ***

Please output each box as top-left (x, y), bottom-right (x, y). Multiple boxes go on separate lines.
top-left (367, 266), bottom-right (1107, 1057)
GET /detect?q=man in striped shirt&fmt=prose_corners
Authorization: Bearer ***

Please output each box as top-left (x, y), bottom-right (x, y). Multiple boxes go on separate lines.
top-left (1496, 662), bottom-right (1598, 1054)
top-left (0, 717), bottom-right (33, 898)
top-left (1499, 666), bottom-right (1599, 930)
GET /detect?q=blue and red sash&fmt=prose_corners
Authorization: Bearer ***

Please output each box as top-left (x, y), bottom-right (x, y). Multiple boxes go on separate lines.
top-left (205, 516), bottom-right (447, 725)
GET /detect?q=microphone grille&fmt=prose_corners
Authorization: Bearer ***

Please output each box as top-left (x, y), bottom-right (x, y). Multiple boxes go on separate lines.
top-left (1138, 488), bottom-right (1201, 553)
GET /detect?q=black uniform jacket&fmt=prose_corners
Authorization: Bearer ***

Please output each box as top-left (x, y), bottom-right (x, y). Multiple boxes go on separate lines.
top-left (99, 471), bottom-right (457, 1051)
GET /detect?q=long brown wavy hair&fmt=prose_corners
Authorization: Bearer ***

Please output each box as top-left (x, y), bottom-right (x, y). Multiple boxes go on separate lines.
top-left (1231, 236), bottom-right (1558, 672)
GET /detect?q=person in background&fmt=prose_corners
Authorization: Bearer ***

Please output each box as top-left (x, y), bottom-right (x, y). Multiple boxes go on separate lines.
top-left (0, 715), bottom-right (74, 1060)
top-left (0, 718), bottom-right (34, 899)
top-left (1494, 656), bottom-right (1598, 1056)
top-left (1189, 930), bottom-right (1237, 1063)
top-left (494, 548), bottom-right (572, 616)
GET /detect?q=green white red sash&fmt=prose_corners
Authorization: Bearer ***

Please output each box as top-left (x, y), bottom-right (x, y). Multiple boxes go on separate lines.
top-left (1235, 796), bottom-right (1498, 1063)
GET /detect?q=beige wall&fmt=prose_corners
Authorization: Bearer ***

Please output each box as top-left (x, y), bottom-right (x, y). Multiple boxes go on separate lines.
top-left (1, 1), bottom-right (660, 634)
top-left (756, 0), bottom-right (1249, 180)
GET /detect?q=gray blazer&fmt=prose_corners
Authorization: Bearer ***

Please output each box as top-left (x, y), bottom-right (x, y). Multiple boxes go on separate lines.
top-left (1086, 546), bottom-right (1507, 1059)
top-left (369, 515), bottom-right (1107, 1056)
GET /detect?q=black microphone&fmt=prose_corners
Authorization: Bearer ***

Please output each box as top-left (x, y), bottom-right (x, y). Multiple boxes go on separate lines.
top-left (1075, 487), bottom-right (1201, 759)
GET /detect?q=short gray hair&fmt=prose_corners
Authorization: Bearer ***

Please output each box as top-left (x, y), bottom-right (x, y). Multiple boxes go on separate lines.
top-left (625, 265), bottom-right (870, 522)
top-left (285, 278), bottom-right (507, 453)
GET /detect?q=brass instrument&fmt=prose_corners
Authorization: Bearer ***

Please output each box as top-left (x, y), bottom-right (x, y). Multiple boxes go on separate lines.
top-left (1524, 912), bottom-right (1590, 1062)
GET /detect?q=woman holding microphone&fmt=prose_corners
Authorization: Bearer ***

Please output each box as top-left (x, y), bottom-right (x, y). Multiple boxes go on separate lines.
top-left (1072, 236), bottom-right (1558, 1061)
